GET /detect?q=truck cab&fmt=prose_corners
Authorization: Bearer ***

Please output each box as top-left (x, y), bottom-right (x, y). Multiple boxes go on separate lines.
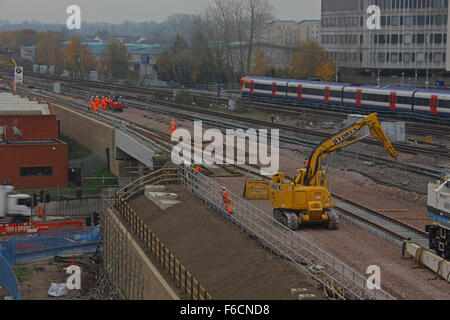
top-left (0, 185), bottom-right (31, 218)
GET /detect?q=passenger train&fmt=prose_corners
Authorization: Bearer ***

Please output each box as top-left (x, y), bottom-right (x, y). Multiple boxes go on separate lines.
top-left (240, 76), bottom-right (450, 120)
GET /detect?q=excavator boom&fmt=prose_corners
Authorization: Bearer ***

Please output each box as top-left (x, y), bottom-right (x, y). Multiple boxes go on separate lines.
top-left (0, 59), bottom-right (17, 68)
top-left (304, 113), bottom-right (397, 186)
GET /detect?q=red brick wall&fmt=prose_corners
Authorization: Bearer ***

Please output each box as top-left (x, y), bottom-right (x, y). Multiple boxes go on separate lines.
top-left (0, 115), bottom-right (59, 141)
top-left (0, 143), bottom-right (68, 190)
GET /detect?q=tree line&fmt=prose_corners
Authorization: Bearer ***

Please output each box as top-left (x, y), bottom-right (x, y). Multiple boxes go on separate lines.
top-left (0, 29), bottom-right (130, 80)
top-left (155, 0), bottom-right (336, 85)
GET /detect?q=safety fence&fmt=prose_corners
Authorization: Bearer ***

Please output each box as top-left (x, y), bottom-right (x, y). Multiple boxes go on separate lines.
top-left (114, 168), bottom-right (213, 300)
top-left (0, 255), bottom-right (20, 300)
top-left (1, 227), bottom-right (100, 266)
top-left (20, 187), bottom-right (104, 218)
top-left (0, 221), bottom-right (85, 235)
top-left (114, 166), bottom-right (396, 300)
top-left (176, 166), bottom-right (396, 300)
top-left (100, 202), bottom-right (144, 300)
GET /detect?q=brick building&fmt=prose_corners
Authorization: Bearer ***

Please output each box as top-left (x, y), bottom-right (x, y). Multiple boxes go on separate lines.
top-left (0, 93), bottom-right (68, 190)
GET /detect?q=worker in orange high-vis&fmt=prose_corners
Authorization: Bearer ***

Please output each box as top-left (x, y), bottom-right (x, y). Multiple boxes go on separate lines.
top-left (170, 121), bottom-right (176, 137)
top-left (106, 96), bottom-right (111, 110)
top-left (89, 96), bottom-right (94, 111)
top-left (90, 98), bottom-right (95, 112)
top-left (101, 97), bottom-right (107, 110)
top-left (94, 96), bottom-right (100, 117)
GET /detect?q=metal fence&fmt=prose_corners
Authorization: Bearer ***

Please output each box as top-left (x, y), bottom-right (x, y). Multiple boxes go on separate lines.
top-left (0, 255), bottom-right (20, 300)
top-left (100, 202), bottom-right (144, 300)
top-left (18, 186), bottom-right (110, 217)
top-left (114, 168), bottom-right (213, 300)
top-left (177, 166), bottom-right (396, 300)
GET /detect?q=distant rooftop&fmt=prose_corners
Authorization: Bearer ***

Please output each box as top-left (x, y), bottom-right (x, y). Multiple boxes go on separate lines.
top-left (0, 92), bottom-right (50, 115)
top-left (22, 42), bottom-right (166, 56)
top-left (70, 42), bottom-right (165, 56)
top-left (298, 20), bottom-right (321, 25)
top-left (267, 19), bottom-right (321, 25)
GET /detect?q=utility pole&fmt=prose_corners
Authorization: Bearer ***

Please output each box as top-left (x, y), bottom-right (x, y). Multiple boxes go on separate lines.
top-left (377, 68), bottom-right (381, 87)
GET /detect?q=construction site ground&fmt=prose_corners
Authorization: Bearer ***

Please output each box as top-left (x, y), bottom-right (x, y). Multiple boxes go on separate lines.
top-left (2, 256), bottom-right (98, 300)
top-left (128, 184), bottom-right (324, 300)
top-left (212, 175), bottom-right (450, 300)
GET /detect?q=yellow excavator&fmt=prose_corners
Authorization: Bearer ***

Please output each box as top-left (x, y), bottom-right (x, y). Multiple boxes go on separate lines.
top-left (245, 112), bottom-right (398, 230)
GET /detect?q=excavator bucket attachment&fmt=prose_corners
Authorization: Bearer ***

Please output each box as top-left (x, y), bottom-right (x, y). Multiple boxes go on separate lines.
top-left (243, 179), bottom-right (271, 199)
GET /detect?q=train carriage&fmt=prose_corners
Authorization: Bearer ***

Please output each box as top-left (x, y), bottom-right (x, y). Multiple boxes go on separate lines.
top-left (241, 76), bottom-right (288, 100)
top-left (343, 86), bottom-right (415, 114)
top-left (239, 76), bottom-right (450, 122)
top-left (286, 80), bottom-right (349, 105)
top-left (413, 90), bottom-right (450, 118)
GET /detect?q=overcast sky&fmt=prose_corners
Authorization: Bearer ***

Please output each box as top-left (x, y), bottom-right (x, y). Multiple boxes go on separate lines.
top-left (0, 0), bottom-right (320, 24)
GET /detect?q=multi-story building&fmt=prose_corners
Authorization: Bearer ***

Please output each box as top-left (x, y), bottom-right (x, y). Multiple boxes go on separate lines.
top-left (321, 0), bottom-right (449, 75)
top-left (299, 20), bottom-right (321, 43)
top-left (260, 20), bottom-right (321, 46)
top-left (0, 93), bottom-right (68, 190)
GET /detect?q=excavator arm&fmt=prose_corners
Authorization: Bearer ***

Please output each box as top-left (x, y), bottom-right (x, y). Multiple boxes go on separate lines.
top-left (0, 59), bottom-right (17, 68)
top-left (304, 113), bottom-right (398, 186)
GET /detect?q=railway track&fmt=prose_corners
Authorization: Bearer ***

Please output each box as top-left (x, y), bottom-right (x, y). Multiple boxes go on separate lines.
top-left (11, 85), bottom-right (442, 299)
top-left (332, 196), bottom-right (429, 248)
top-left (5, 71), bottom-right (450, 132)
top-left (20, 74), bottom-right (449, 163)
top-left (10, 80), bottom-right (446, 186)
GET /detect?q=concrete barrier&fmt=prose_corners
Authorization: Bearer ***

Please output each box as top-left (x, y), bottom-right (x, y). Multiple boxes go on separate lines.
top-left (145, 185), bottom-right (181, 210)
top-left (403, 241), bottom-right (450, 282)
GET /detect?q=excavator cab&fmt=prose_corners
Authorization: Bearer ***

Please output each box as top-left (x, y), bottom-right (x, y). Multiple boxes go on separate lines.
top-left (294, 169), bottom-right (329, 188)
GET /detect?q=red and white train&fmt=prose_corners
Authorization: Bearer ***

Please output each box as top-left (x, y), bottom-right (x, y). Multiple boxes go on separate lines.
top-left (240, 76), bottom-right (450, 120)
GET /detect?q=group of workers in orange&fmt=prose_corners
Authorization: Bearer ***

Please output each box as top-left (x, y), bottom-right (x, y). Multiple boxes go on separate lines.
top-left (89, 96), bottom-right (112, 115)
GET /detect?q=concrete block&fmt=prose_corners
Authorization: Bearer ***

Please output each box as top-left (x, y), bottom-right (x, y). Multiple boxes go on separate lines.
top-left (290, 288), bottom-right (308, 294)
top-left (145, 185), bottom-right (181, 210)
top-left (405, 242), bottom-right (450, 282)
top-left (145, 185), bottom-right (167, 193)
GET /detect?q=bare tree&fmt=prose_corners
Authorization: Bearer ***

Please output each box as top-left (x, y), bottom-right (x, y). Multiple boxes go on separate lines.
top-left (206, 0), bottom-right (274, 81)
top-left (244, 0), bottom-right (274, 74)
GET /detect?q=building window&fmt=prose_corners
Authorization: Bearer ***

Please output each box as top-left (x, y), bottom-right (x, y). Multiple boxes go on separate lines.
top-left (435, 15), bottom-right (443, 25)
top-left (416, 52), bottom-right (425, 62)
top-left (405, 16), bottom-right (413, 26)
top-left (392, 16), bottom-right (400, 26)
top-left (391, 52), bottom-right (399, 62)
top-left (404, 34), bottom-right (413, 44)
top-left (391, 34), bottom-right (399, 44)
top-left (404, 52), bottom-right (412, 62)
top-left (434, 52), bottom-right (442, 62)
top-left (418, 15), bottom-right (425, 25)
top-left (417, 34), bottom-right (425, 44)
top-left (20, 167), bottom-right (53, 177)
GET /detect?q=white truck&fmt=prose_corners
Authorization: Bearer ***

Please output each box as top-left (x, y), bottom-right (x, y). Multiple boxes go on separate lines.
top-left (0, 185), bottom-right (31, 219)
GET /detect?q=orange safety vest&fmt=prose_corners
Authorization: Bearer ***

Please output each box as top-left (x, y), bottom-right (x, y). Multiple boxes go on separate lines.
top-left (222, 190), bottom-right (232, 214)
top-left (101, 98), bottom-right (107, 110)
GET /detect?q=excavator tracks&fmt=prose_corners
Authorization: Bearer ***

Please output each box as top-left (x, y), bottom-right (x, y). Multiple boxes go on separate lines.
top-left (326, 210), bottom-right (339, 230)
top-left (274, 209), bottom-right (299, 230)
